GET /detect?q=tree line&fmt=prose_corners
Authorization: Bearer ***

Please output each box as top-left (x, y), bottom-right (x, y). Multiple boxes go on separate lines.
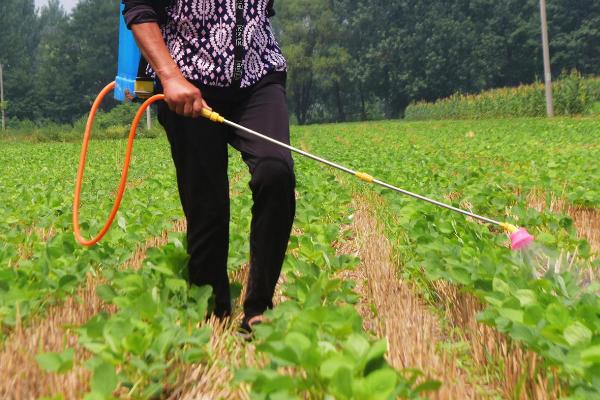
top-left (1, 0), bottom-right (599, 125)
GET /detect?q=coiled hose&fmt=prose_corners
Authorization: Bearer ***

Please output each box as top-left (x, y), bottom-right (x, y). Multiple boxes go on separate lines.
top-left (72, 81), bottom-right (164, 246)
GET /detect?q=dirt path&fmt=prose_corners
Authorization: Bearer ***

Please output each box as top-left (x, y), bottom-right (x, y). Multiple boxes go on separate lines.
top-left (339, 197), bottom-right (481, 399)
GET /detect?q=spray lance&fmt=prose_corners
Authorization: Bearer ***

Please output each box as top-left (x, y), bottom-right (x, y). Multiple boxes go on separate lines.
top-left (72, 5), bottom-right (535, 251)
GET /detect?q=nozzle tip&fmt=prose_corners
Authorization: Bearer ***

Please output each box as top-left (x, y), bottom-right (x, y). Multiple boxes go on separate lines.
top-left (510, 228), bottom-right (534, 250)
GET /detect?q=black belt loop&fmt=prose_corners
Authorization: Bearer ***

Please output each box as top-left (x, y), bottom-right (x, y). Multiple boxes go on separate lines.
top-left (232, 0), bottom-right (245, 87)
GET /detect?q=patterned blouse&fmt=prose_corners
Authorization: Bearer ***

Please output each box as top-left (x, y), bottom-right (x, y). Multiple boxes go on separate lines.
top-left (123, 0), bottom-right (287, 88)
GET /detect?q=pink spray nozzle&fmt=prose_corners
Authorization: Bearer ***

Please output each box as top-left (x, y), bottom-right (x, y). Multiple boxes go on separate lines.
top-left (510, 228), bottom-right (535, 250)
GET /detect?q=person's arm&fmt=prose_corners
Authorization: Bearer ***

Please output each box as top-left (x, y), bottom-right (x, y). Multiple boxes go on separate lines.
top-left (123, 1), bottom-right (208, 117)
top-left (131, 22), bottom-right (209, 117)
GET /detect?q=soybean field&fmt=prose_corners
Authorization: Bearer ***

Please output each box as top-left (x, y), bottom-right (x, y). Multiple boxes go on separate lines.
top-left (1, 116), bottom-right (599, 399)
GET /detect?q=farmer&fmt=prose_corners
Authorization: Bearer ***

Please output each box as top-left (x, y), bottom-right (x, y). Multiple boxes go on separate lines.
top-left (123, 0), bottom-right (295, 334)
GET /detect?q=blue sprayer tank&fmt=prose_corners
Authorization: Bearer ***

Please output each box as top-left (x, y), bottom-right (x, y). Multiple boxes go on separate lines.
top-left (115, 3), bottom-right (153, 102)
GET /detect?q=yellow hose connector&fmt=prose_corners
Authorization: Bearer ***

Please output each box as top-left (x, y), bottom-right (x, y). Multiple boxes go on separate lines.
top-left (355, 172), bottom-right (374, 183)
top-left (500, 222), bottom-right (519, 233)
top-left (133, 80), bottom-right (155, 99)
top-left (201, 108), bottom-right (225, 123)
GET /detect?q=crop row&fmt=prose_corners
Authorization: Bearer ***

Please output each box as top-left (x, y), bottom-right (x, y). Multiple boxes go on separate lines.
top-left (405, 71), bottom-right (600, 120)
top-left (299, 119), bottom-right (600, 397)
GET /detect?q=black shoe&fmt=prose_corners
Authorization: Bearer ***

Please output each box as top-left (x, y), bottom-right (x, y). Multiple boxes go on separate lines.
top-left (238, 315), bottom-right (265, 341)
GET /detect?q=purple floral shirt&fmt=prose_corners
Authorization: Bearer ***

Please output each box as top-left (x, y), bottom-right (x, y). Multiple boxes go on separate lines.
top-left (154, 0), bottom-right (287, 88)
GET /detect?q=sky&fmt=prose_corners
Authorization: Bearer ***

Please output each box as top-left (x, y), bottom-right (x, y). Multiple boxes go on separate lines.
top-left (34, 0), bottom-right (79, 13)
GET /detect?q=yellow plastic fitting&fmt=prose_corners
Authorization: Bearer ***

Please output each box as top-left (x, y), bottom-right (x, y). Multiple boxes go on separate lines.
top-left (355, 172), bottom-right (374, 183)
top-left (134, 80), bottom-right (155, 99)
top-left (201, 108), bottom-right (225, 123)
top-left (500, 222), bottom-right (519, 233)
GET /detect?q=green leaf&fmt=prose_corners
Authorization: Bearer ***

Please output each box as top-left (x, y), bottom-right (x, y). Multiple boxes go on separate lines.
top-left (83, 393), bottom-right (105, 400)
top-left (234, 368), bottom-right (260, 384)
top-left (131, 292), bottom-right (158, 319)
top-left (95, 285), bottom-right (117, 302)
top-left (284, 332), bottom-right (311, 354)
top-left (123, 332), bottom-right (150, 356)
top-left (546, 303), bottom-right (570, 327)
top-left (581, 345), bottom-right (600, 364)
top-left (118, 216), bottom-right (127, 231)
top-left (523, 305), bottom-right (544, 326)
top-left (330, 367), bottom-right (353, 398)
top-left (115, 274), bottom-right (145, 292)
top-left (39, 396), bottom-right (65, 400)
top-left (414, 379), bottom-right (442, 393)
top-left (514, 289), bottom-right (537, 307)
top-left (492, 277), bottom-right (511, 294)
top-left (90, 361), bottom-right (118, 397)
top-left (537, 232), bottom-right (557, 246)
top-left (363, 368), bottom-right (397, 396)
top-left (58, 275), bottom-right (78, 291)
top-left (498, 308), bottom-right (524, 323)
top-left (364, 339), bottom-right (387, 375)
top-left (447, 266), bottom-right (471, 285)
top-left (165, 278), bottom-right (187, 293)
top-left (563, 322), bottom-right (592, 346)
top-left (79, 313), bottom-right (107, 339)
top-left (190, 285), bottom-right (212, 304)
top-left (320, 355), bottom-right (355, 379)
top-left (181, 348), bottom-right (206, 363)
top-left (36, 353), bottom-right (62, 373)
top-left (343, 334), bottom-right (370, 359)
top-left (36, 348), bottom-right (74, 373)
top-left (148, 262), bottom-right (175, 276)
top-left (510, 324), bottom-right (535, 343)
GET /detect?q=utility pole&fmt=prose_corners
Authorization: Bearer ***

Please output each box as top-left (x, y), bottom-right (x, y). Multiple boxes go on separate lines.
top-left (540, 0), bottom-right (554, 117)
top-left (0, 63), bottom-right (5, 130)
top-left (146, 107), bottom-right (152, 130)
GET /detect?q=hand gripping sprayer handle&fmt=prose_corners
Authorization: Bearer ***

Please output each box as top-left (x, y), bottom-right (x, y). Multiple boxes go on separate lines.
top-left (74, 82), bottom-right (534, 250)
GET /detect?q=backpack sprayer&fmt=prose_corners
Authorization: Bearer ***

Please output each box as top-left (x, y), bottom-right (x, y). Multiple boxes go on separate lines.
top-left (72, 5), bottom-right (535, 251)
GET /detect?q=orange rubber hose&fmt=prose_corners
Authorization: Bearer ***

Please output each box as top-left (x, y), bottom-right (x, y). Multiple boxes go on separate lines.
top-left (73, 81), bottom-right (165, 246)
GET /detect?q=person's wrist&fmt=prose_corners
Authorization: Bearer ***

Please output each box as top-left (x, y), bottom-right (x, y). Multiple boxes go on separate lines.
top-left (158, 67), bottom-right (185, 86)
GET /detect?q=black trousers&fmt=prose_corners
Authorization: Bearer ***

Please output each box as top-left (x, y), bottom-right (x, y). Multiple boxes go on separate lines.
top-left (157, 72), bottom-right (296, 319)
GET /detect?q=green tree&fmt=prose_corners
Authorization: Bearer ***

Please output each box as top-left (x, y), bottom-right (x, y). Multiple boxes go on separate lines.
top-left (548, 0), bottom-right (600, 75)
top-left (35, 0), bottom-right (71, 121)
top-left (3, 0), bottom-right (600, 125)
top-left (36, 0), bottom-right (120, 123)
top-left (0, 0), bottom-right (39, 121)
top-left (275, 0), bottom-right (351, 124)
top-left (333, 0), bottom-right (600, 118)
top-left (65, 0), bottom-right (120, 120)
